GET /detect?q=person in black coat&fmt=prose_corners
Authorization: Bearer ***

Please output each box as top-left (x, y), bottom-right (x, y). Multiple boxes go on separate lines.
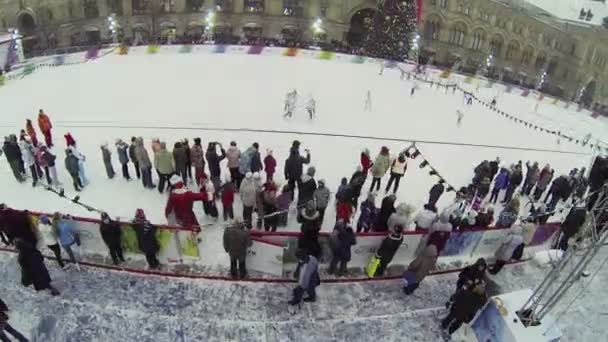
top-left (100, 212), bottom-right (125, 265)
top-left (456, 258), bottom-right (487, 291)
top-left (349, 167), bottom-right (367, 208)
top-left (374, 225), bottom-right (404, 277)
top-left (1, 297), bottom-right (29, 342)
top-left (545, 175), bottom-right (572, 211)
top-left (328, 220), bottom-right (357, 276)
top-left (502, 166), bottom-right (523, 204)
top-left (284, 143), bottom-right (311, 193)
top-left (15, 238), bottom-right (60, 295)
top-left (2, 136), bottom-right (24, 182)
top-left (374, 194), bottom-right (396, 231)
top-left (298, 202), bottom-right (321, 258)
top-left (0, 207), bottom-right (37, 247)
top-left (557, 206), bottom-right (587, 251)
top-left (489, 157), bottom-right (500, 180)
top-left (205, 142), bottom-right (226, 193)
top-left (297, 166), bottom-right (317, 207)
top-left (442, 280), bottom-right (487, 334)
top-left (132, 209), bottom-right (160, 269)
top-left (428, 180), bottom-right (445, 207)
top-left (129, 137), bottom-right (141, 179)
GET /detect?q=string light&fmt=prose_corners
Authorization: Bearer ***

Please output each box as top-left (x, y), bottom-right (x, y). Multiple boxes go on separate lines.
top-left (312, 18), bottom-right (324, 34)
top-left (107, 14), bottom-right (118, 43)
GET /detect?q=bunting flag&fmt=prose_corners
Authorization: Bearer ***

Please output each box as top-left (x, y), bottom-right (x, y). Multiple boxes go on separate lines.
top-left (521, 89), bottom-right (530, 97)
top-left (283, 48), bottom-right (298, 57)
top-left (147, 45), bottom-right (160, 54)
top-left (248, 45), bottom-right (264, 54)
top-left (318, 51), bottom-right (335, 60)
top-left (179, 45), bottom-right (192, 53)
top-left (213, 45), bottom-right (227, 54)
top-left (85, 47), bottom-right (99, 60)
top-left (463, 76), bottom-right (473, 84)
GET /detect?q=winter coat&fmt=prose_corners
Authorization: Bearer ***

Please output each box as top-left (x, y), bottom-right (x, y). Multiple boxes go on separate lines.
top-left (56, 219), bottom-right (78, 247)
top-left (376, 233), bottom-right (403, 261)
top-left (509, 171), bottom-right (523, 188)
top-left (128, 144), bottom-right (137, 164)
top-left (407, 244), bottom-right (438, 283)
top-left (495, 227), bottom-right (525, 261)
top-left (313, 186), bottom-right (331, 209)
top-left (387, 204), bottom-right (414, 232)
top-left (561, 207), bottom-right (587, 236)
top-left (349, 171), bottom-right (367, 197)
top-left (206, 147), bottom-right (226, 177)
top-left (525, 163), bottom-right (540, 183)
top-left (330, 225), bottom-right (357, 262)
top-left (415, 209), bottom-right (438, 230)
top-left (2, 141), bottom-right (21, 162)
top-left (298, 174), bottom-right (317, 205)
top-left (360, 153), bottom-right (373, 174)
top-left (537, 167), bottom-right (553, 190)
top-left (473, 163), bottom-right (491, 184)
top-left (18, 241), bottom-right (52, 291)
top-left (375, 196), bottom-right (396, 231)
top-left (336, 201), bottom-right (354, 223)
top-left (457, 259), bottom-right (487, 289)
top-left (173, 146), bottom-right (188, 171)
top-left (477, 179), bottom-right (491, 198)
top-left (264, 155), bottom-right (277, 175)
top-left (427, 230), bottom-right (450, 254)
top-left (221, 183), bottom-right (236, 207)
top-left (0, 209), bottom-right (37, 246)
top-left (357, 199), bottom-right (377, 232)
top-left (371, 153), bottom-right (390, 178)
top-left (19, 141), bottom-right (36, 167)
top-left (297, 255), bottom-right (320, 289)
top-left (390, 157), bottom-right (407, 175)
top-left (223, 225), bottom-right (252, 259)
top-left (116, 143), bottom-right (129, 165)
top-left (165, 185), bottom-right (206, 227)
top-left (65, 154), bottom-right (80, 175)
top-left (100, 220), bottom-right (122, 249)
top-left (489, 160), bottom-right (499, 179)
top-left (101, 146), bottom-right (112, 165)
top-left (496, 209), bottom-right (518, 228)
top-left (190, 144), bottom-right (205, 169)
top-left (132, 219), bottom-right (159, 254)
top-left (35, 148), bottom-right (49, 168)
top-left (240, 177), bottom-right (258, 207)
top-left (475, 212), bottom-right (494, 228)
top-left (239, 146), bottom-right (262, 174)
top-left (284, 150), bottom-right (311, 180)
top-left (429, 183), bottom-right (445, 204)
top-left (134, 138), bottom-right (152, 168)
top-left (451, 289), bottom-right (488, 323)
top-left (226, 146), bottom-right (241, 169)
top-left (38, 113), bottom-right (52, 133)
top-left (155, 149), bottom-right (175, 174)
top-left (494, 170), bottom-right (510, 190)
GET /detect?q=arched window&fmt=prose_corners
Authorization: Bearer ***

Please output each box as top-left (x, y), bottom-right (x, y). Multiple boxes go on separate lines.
top-left (448, 23), bottom-right (466, 46)
top-left (244, 0), bottom-right (264, 13)
top-left (471, 30), bottom-right (485, 50)
top-left (521, 46), bottom-right (534, 65)
top-left (489, 35), bottom-right (504, 56)
top-left (424, 18), bottom-right (441, 41)
top-left (505, 41), bottom-right (520, 60)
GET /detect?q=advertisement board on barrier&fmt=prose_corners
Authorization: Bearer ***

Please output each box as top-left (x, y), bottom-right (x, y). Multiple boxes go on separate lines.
top-left (247, 239), bottom-right (284, 276)
top-left (473, 229), bottom-right (509, 258)
top-left (441, 231), bottom-right (484, 257)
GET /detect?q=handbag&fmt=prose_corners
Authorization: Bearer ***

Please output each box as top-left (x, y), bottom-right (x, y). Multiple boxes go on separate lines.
top-left (365, 255), bottom-right (381, 278)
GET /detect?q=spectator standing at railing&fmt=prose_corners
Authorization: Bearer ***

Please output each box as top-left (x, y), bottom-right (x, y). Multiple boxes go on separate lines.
top-left (100, 143), bottom-right (115, 179)
top-left (15, 238), bottom-right (60, 296)
top-left (403, 244), bottom-right (438, 295)
top-left (128, 137), bottom-right (141, 180)
top-left (2, 135), bottom-right (25, 182)
top-left (374, 225), bottom-right (404, 277)
top-left (262, 182), bottom-right (279, 232)
top-left (165, 175), bottom-right (206, 228)
top-left (190, 138), bottom-right (206, 186)
top-left (134, 137), bottom-right (154, 189)
top-left (298, 166), bottom-right (317, 209)
top-left (414, 204), bottom-right (438, 231)
top-left (115, 139), bottom-right (131, 180)
top-left (37, 109), bottom-right (53, 147)
top-left (239, 143), bottom-right (262, 178)
top-left (37, 214), bottom-right (66, 269)
top-left (289, 248), bottom-right (320, 305)
top-left (374, 194), bottom-right (396, 232)
top-left (221, 180), bottom-right (236, 222)
top-left (173, 141), bottom-right (189, 185)
top-left (489, 168), bottom-right (510, 204)
top-left (54, 213), bottom-right (80, 265)
top-left (133, 209), bottom-right (160, 269)
top-left (388, 203), bottom-right (416, 232)
top-left (357, 193), bottom-right (377, 233)
top-left (263, 149), bottom-right (277, 182)
top-left (475, 207), bottom-right (495, 228)
top-left (313, 179), bottom-right (331, 224)
top-left (522, 161), bottom-right (540, 196)
top-left (496, 197), bottom-right (520, 228)
top-left (240, 172), bottom-right (257, 229)
top-left (206, 142), bottom-right (226, 195)
top-left (298, 201), bottom-right (321, 258)
top-left (328, 219), bottom-right (357, 276)
top-left (285, 141), bottom-right (311, 196)
top-left (223, 222), bottom-right (252, 279)
top-left (502, 164), bottom-right (523, 204)
top-left (276, 184), bottom-right (293, 227)
top-left (226, 141), bottom-right (241, 188)
top-left (428, 213), bottom-right (453, 254)
top-left (99, 213), bottom-right (125, 265)
top-left (428, 180), bottom-right (445, 208)
top-left (25, 119), bottom-right (38, 147)
top-left (369, 146), bottom-right (390, 193)
top-left (155, 142), bottom-right (174, 193)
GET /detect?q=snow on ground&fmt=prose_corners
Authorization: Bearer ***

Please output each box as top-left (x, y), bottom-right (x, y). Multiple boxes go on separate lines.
top-left (1, 246), bottom-right (607, 341)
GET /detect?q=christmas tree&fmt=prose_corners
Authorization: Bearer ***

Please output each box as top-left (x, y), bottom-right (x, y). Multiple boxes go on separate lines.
top-left (363, 0), bottom-right (418, 61)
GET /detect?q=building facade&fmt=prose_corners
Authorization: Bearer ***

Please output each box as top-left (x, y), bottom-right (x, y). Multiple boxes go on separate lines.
top-left (0, 0), bottom-right (606, 105)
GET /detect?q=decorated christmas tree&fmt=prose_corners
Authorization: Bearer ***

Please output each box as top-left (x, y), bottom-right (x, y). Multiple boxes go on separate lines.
top-left (363, 0), bottom-right (418, 61)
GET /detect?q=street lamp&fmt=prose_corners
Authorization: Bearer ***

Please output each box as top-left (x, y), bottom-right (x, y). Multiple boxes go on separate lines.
top-left (312, 18), bottom-right (324, 45)
top-left (204, 10), bottom-right (216, 41)
top-left (108, 14), bottom-right (118, 44)
top-left (409, 33), bottom-right (421, 61)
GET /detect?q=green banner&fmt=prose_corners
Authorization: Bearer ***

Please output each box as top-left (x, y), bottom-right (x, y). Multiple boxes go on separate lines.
top-left (318, 51), bottom-right (335, 60)
top-left (147, 45), bottom-right (160, 54)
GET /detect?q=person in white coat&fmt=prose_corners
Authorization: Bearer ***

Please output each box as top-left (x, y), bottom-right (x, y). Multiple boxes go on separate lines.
top-left (388, 203), bottom-right (416, 232)
top-left (68, 144), bottom-right (88, 186)
top-left (489, 225), bottom-right (525, 274)
top-left (415, 204), bottom-right (438, 231)
top-left (19, 138), bottom-right (39, 186)
top-left (306, 96), bottom-right (316, 119)
top-left (37, 215), bottom-right (66, 269)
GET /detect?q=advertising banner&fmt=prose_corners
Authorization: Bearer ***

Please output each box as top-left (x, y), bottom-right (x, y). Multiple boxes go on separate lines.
top-left (441, 231), bottom-right (484, 257)
top-left (474, 229), bottom-right (509, 258)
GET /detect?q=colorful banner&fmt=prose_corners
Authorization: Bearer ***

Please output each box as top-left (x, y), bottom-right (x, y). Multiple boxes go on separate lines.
top-left (441, 231), bottom-right (484, 257)
top-left (147, 45), bottom-right (160, 54)
top-left (213, 45), bottom-right (227, 53)
top-left (283, 48), bottom-right (298, 57)
top-left (318, 51), bottom-right (335, 60)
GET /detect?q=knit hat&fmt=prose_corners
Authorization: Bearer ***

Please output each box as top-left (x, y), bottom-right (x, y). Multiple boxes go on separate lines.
top-left (306, 166), bottom-right (316, 177)
top-left (170, 175), bottom-right (183, 185)
top-left (253, 172), bottom-right (261, 179)
top-left (135, 208), bottom-right (146, 220)
top-left (318, 179), bottom-right (325, 186)
top-left (245, 172), bottom-right (253, 179)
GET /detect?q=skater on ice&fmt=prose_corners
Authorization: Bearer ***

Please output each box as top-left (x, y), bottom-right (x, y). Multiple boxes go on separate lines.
top-left (283, 89), bottom-right (297, 118)
top-left (410, 81), bottom-right (418, 96)
top-left (305, 96), bottom-right (316, 119)
top-left (456, 110), bottom-right (464, 126)
top-left (364, 90), bottom-right (372, 111)
top-left (490, 97), bottom-right (497, 107)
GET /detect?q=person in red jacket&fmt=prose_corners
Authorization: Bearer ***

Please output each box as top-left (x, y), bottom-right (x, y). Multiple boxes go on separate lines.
top-left (263, 149), bottom-right (277, 182)
top-left (336, 200), bottom-right (354, 223)
top-left (221, 181), bottom-right (236, 221)
top-left (361, 148), bottom-right (373, 174)
top-left (64, 132), bottom-right (76, 147)
top-left (25, 119), bottom-right (38, 146)
top-left (38, 109), bottom-right (53, 147)
top-left (165, 175), bottom-right (206, 229)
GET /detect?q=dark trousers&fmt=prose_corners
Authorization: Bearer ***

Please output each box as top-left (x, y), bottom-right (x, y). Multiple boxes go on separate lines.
top-left (385, 173), bottom-right (402, 194)
top-left (108, 243), bottom-right (125, 265)
top-left (375, 256), bottom-right (392, 277)
top-left (186, 161), bottom-right (192, 179)
top-left (176, 166), bottom-right (188, 184)
top-left (503, 185), bottom-right (516, 203)
top-left (489, 187), bottom-right (501, 203)
top-left (370, 177), bottom-right (381, 192)
top-left (141, 167), bottom-right (153, 188)
top-left (533, 187), bottom-right (545, 201)
top-left (0, 323), bottom-right (28, 342)
top-left (8, 160), bottom-right (24, 182)
top-left (489, 260), bottom-right (506, 274)
top-left (522, 180), bottom-right (535, 196)
top-left (29, 165), bottom-right (39, 185)
top-left (558, 232), bottom-right (574, 251)
top-left (132, 161), bottom-right (141, 179)
top-left (43, 130), bottom-right (53, 147)
top-left (158, 173), bottom-right (172, 193)
top-left (69, 173), bottom-right (83, 191)
top-left (328, 257), bottom-right (347, 276)
top-left (230, 256), bottom-right (247, 278)
top-left (317, 207), bottom-right (326, 226)
top-left (121, 163), bottom-right (130, 180)
top-left (403, 282), bottom-right (419, 295)
top-left (194, 167), bottom-right (204, 186)
top-left (291, 285), bottom-right (317, 304)
top-left (441, 310), bottom-right (464, 334)
top-left (47, 243), bottom-right (65, 268)
top-left (266, 171), bottom-right (274, 182)
top-left (287, 177), bottom-right (303, 199)
top-left (43, 166), bottom-right (52, 184)
top-left (223, 204), bottom-right (234, 221)
top-left (145, 251), bottom-right (160, 269)
top-left (243, 206), bottom-right (254, 229)
top-left (230, 168), bottom-right (240, 187)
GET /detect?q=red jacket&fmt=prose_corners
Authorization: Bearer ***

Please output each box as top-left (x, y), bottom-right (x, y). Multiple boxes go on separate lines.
top-left (361, 153), bottom-right (373, 174)
top-left (25, 121), bottom-right (37, 141)
top-left (165, 185), bottom-right (206, 228)
top-left (336, 201), bottom-right (353, 223)
top-left (38, 113), bottom-right (52, 132)
top-left (221, 183), bottom-right (236, 206)
top-left (264, 155), bottom-right (277, 175)
top-left (64, 133), bottom-right (76, 147)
